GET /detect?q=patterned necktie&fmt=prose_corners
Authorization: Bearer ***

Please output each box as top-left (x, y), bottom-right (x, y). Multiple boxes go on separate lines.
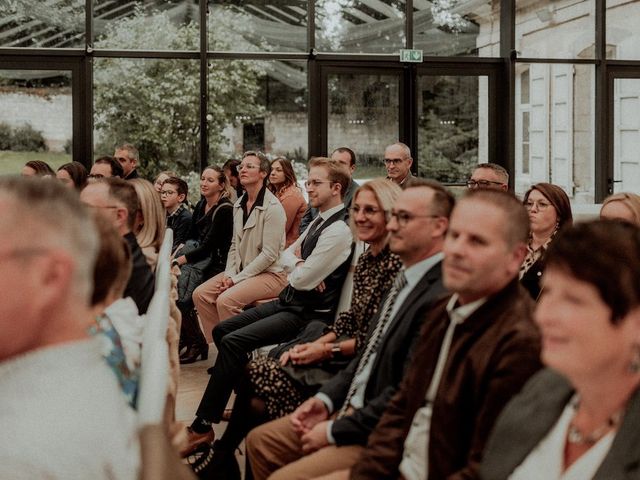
top-left (338, 270), bottom-right (408, 418)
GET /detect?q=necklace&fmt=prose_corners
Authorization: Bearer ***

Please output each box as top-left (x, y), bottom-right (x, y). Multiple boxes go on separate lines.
top-left (567, 397), bottom-right (623, 445)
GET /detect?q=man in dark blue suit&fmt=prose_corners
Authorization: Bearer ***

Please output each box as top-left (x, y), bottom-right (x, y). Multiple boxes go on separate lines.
top-left (247, 178), bottom-right (455, 480)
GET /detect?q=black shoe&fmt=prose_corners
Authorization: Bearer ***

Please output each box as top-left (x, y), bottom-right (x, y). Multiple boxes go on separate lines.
top-left (180, 344), bottom-right (209, 364)
top-left (189, 441), bottom-right (241, 480)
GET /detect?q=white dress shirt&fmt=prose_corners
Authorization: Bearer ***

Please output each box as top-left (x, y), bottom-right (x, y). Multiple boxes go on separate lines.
top-left (279, 203), bottom-right (352, 291)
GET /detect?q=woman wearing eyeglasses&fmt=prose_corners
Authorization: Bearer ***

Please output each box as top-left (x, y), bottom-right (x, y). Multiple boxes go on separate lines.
top-left (520, 183), bottom-right (572, 300)
top-left (268, 157), bottom-right (307, 247)
top-left (481, 220), bottom-right (640, 480)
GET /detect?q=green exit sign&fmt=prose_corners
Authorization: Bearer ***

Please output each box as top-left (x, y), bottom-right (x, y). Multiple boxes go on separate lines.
top-left (400, 49), bottom-right (423, 63)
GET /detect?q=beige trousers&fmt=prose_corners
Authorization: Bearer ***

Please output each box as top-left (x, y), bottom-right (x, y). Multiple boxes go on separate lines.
top-left (246, 415), bottom-right (364, 480)
top-left (192, 271), bottom-right (287, 342)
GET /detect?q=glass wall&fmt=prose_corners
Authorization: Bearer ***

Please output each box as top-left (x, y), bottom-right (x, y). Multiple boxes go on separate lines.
top-left (0, 69), bottom-right (72, 174)
top-left (93, 58), bottom-right (200, 175)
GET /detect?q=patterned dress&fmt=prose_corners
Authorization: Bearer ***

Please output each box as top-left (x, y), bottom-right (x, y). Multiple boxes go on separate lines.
top-left (247, 245), bottom-right (402, 419)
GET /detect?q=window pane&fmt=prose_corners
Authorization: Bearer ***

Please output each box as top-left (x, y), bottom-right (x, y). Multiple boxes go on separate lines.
top-left (607, 1), bottom-right (640, 60)
top-left (327, 73), bottom-right (399, 178)
top-left (514, 63), bottom-right (595, 204)
top-left (316, 0), bottom-right (405, 53)
top-left (0, 70), bottom-right (72, 174)
top-left (613, 78), bottom-right (640, 193)
top-left (208, 60), bottom-right (308, 162)
top-left (0, 0), bottom-right (84, 48)
top-left (208, 0), bottom-right (307, 52)
top-left (93, 58), bottom-right (200, 174)
top-left (94, 1), bottom-right (199, 51)
top-left (419, 0), bottom-right (501, 57)
top-left (515, 0), bottom-right (595, 59)
top-left (417, 75), bottom-right (486, 182)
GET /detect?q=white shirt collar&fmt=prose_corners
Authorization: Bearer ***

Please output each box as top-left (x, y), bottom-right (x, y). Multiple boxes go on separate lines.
top-left (318, 203), bottom-right (346, 221)
top-left (403, 251), bottom-right (444, 290)
top-left (445, 293), bottom-right (487, 324)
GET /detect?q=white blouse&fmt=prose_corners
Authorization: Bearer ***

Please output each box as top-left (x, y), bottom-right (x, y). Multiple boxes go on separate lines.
top-left (509, 399), bottom-right (615, 480)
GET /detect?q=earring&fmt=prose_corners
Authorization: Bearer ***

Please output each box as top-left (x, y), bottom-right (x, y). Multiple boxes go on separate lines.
top-left (629, 343), bottom-right (640, 374)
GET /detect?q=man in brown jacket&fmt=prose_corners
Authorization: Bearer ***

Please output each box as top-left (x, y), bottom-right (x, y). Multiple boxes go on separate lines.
top-left (347, 189), bottom-right (542, 480)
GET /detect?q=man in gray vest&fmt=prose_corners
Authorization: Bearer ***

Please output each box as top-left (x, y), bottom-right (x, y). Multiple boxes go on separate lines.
top-left (184, 157), bottom-right (353, 454)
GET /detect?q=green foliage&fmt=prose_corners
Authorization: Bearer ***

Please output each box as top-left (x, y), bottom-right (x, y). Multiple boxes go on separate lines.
top-left (0, 123), bottom-right (12, 150)
top-left (93, 8), bottom-right (264, 178)
top-left (0, 123), bottom-right (47, 152)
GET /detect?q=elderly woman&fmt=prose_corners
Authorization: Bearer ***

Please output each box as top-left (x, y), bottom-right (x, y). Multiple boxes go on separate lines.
top-left (520, 183), bottom-right (573, 299)
top-left (600, 192), bottom-right (640, 225)
top-left (185, 179), bottom-right (404, 477)
top-left (268, 157), bottom-right (307, 247)
top-left (481, 220), bottom-right (640, 480)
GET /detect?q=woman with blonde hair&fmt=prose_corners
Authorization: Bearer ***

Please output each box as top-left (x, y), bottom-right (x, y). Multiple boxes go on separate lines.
top-left (130, 178), bottom-right (166, 270)
top-left (600, 192), bottom-right (640, 225)
top-left (268, 157), bottom-right (307, 247)
top-left (153, 170), bottom-right (177, 192)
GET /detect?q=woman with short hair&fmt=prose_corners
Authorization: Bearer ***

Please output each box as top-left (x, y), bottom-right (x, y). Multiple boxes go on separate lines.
top-left (482, 220), bottom-right (640, 480)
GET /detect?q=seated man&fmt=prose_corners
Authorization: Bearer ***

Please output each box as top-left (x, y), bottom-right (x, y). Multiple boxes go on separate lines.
top-left (184, 157), bottom-right (354, 454)
top-left (384, 142), bottom-right (414, 188)
top-left (246, 179), bottom-right (452, 480)
top-left (90, 155), bottom-right (124, 179)
top-left (161, 176), bottom-right (192, 251)
top-left (467, 162), bottom-right (509, 191)
top-left (349, 189), bottom-right (542, 480)
top-left (0, 177), bottom-right (139, 479)
top-left (115, 143), bottom-right (140, 180)
top-left (81, 177), bottom-right (155, 314)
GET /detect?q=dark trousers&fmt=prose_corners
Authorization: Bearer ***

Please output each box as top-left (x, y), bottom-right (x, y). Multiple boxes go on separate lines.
top-left (196, 299), bottom-right (326, 423)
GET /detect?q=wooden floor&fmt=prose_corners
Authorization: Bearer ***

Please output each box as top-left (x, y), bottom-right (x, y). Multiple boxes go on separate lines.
top-left (176, 344), bottom-right (247, 477)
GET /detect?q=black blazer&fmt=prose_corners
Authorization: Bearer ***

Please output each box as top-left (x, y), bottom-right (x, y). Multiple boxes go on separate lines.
top-left (520, 257), bottom-right (544, 300)
top-left (481, 369), bottom-right (640, 480)
top-left (320, 261), bottom-right (446, 446)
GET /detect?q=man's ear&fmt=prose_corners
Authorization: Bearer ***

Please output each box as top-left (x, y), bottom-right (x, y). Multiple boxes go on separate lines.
top-left (116, 207), bottom-right (129, 230)
top-left (177, 193), bottom-right (186, 204)
top-left (36, 251), bottom-right (74, 307)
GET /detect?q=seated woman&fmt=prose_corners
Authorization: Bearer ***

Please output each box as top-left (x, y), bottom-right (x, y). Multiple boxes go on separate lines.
top-left (89, 213), bottom-right (140, 409)
top-left (21, 160), bottom-right (54, 177)
top-left (223, 158), bottom-right (243, 201)
top-left (153, 170), bottom-right (177, 193)
top-left (187, 179), bottom-right (403, 477)
top-left (600, 192), bottom-right (640, 225)
top-left (520, 183), bottom-right (572, 299)
top-left (482, 220), bottom-right (640, 480)
top-left (56, 161), bottom-right (88, 190)
top-left (173, 166), bottom-right (234, 362)
top-left (268, 157), bottom-right (307, 247)
top-left (192, 151), bottom-right (287, 334)
top-left (131, 178), bottom-right (166, 270)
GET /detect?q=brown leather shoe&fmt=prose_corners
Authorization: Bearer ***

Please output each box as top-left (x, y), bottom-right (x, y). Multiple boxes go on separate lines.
top-left (180, 426), bottom-right (215, 458)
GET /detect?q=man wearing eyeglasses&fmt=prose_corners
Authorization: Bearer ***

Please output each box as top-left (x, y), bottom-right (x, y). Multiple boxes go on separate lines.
top-left (299, 147), bottom-right (359, 234)
top-left (247, 179), bottom-right (452, 480)
top-left (80, 178), bottom-right (155, 314)
top-left (467, 163), bottom-right (509, 191)
top-left (89, 156), bottom-right (124, 180)
top-left (0, 177), bottom-right (139, 479)
top-left (384, 142), bottom-right (414, 187)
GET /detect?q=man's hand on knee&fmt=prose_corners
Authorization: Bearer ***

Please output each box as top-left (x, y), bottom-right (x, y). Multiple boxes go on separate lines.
top-left (291, 397), bottom-right (329, 436)
top-left (301, 420), bottom-right (330, 454)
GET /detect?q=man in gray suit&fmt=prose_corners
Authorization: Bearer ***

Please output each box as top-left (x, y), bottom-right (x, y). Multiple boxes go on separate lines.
top-left (247, 179), bottom-right (454, 480)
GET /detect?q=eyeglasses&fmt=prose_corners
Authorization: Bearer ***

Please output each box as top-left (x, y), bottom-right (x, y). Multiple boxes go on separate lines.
top-left (160, 190), bottom-right (177, 196)
top-left (389, 210), bottom-right (440, 227)
top-left (350, 205), bottom-right (383, 218)
top-left (305, 179), bottom-right (333, 189)
top-left (384, 158), bottom-right (405, 166)
top-left (86, 204), bottom-right (120, 210)
top-left (466, 179), bottom-right (505, 188)
top-left (524, 200), bottom-right (552, 211)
